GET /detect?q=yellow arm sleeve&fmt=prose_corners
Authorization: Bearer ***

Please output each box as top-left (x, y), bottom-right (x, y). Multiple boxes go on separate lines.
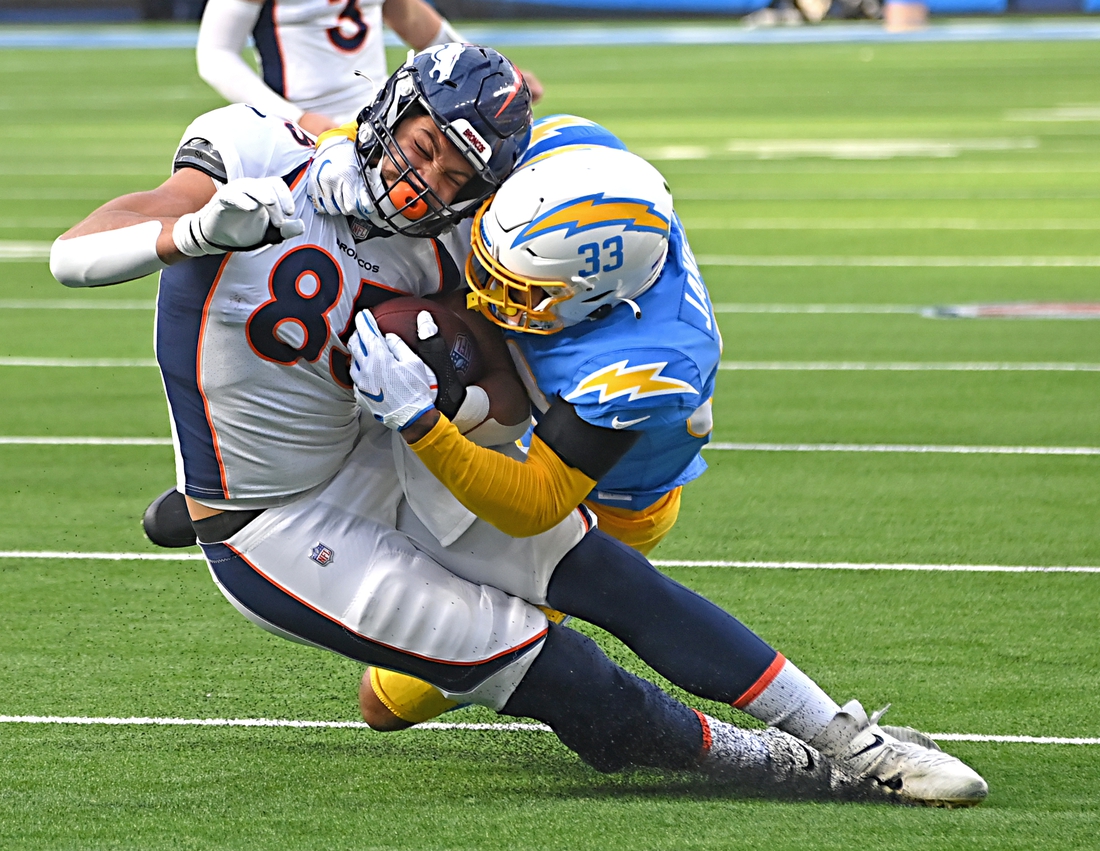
top-left (409, 415), bottom-right (596, 537)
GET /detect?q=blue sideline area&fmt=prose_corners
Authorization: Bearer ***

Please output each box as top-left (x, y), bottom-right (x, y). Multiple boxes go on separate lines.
top-left (2, 20), bottom-right (1100, 49)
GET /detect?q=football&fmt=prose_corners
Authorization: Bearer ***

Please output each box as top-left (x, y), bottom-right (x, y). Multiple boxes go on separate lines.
top-left (370, 296), bottom-right (484, 387)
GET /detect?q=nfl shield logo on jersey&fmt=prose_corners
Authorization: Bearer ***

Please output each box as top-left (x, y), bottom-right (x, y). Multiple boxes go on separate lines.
top-left (309, 543), bottom-right (335, 566)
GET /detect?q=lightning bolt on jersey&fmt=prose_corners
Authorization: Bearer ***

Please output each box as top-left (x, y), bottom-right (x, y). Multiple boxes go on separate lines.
top-left (158, 105), bottom-right (468, 506)
top-left (252, 0), bottom-right (386, 123)
top-left (507, 116), bottom-right (721, 511)
top-left (518, 113), bottom-right (628, 168)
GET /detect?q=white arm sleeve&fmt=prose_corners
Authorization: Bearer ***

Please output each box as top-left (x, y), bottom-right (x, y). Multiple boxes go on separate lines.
top-left (426, 18), bottom-right (467, 46)
top-left (196, 0), bottom-right (305, 122)
top-left (50, 221), bottom-right (167, 288)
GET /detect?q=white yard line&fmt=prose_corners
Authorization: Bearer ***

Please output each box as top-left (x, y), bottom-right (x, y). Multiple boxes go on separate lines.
top-left (7, 300), bottom-right (1097, 318)
top-left (0, 241), bottom-right (52, 260)
top-left (0, 437), bottom-right (170, 446)
top-left (3, 300), bottom-right (1095, 319)
top-left (0, 551), bottom-right (203, 561)
top-left (8, 438), bottom-right (1095, 455)
top-left (641, 138), bottom-right (1039, 161)
top-left (718, 361), bottom-right (1100, 371)
top-left (652, 560), bottom-right (1100, 574)
top-left (7, 359), bottom-right (1093, 371)
top-left (705, 443), bottom-right (1100, 456)
top-left (2, 551), bottom-right (1096, 573)
top-left (697, 255), bottom-right (1100, 267)
top-left (0, 300), bottom-right (154, 310)
top-left (713, 303), bottom-right (1100, 319)
top-left (684, 218), bottom-right (1100, 231)
top-left (0, 714), bottom-right (1093, 744)
top-left (0, 358), bottom-right (158, 367)
top-left (0, 715), bottom-right (546, 732)
top-left (714, 304), bottom-right (923, 314)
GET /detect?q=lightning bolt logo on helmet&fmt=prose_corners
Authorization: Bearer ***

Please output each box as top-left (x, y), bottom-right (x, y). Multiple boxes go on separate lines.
top-left (512, 194), bottom-right (670, 248)
top-left (564, 361), bottom-right (697, 405)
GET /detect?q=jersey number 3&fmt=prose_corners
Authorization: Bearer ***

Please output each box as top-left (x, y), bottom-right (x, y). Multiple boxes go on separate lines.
top-left (327, 0), bottom-right (369, 52)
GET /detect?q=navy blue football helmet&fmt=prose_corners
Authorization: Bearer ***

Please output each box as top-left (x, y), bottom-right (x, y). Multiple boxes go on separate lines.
top-left (355, 44), bottom-right (532, 237)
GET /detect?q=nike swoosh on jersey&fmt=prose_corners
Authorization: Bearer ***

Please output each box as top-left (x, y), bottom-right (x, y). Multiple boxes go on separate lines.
top-left (611, 414), bottom-right (650, 429)
top-left (362, 388), bottom-right (385, 403)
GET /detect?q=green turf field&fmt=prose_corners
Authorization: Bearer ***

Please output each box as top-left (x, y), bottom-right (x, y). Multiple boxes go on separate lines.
top-left (2, 28), bottom-right (1099, 851)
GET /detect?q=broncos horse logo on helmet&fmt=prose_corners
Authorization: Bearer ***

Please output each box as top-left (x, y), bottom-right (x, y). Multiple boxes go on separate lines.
top-left (354, 44), bottom-right (533, 238)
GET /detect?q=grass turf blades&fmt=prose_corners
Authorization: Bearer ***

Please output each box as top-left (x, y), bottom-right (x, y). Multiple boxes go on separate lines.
top-left (1, 30), bottom-right (1098, 851)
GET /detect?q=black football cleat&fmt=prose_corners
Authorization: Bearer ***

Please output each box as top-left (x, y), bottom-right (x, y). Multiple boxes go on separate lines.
top-left (142, 487), bottom-right (197, 548)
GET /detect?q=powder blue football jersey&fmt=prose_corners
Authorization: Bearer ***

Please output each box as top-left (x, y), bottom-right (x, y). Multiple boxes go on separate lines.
top-left (505, 116), bottom-right (721, 511)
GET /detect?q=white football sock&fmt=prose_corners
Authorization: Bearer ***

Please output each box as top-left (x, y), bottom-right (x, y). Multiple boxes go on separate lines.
top-left (733, 654), bottom-right (840, 743)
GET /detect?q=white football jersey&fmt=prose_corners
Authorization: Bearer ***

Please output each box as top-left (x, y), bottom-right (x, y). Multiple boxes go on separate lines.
top-left (157, 105), bottom-right (470, 507)
top-left (252, 0), bottom-right (388, 122)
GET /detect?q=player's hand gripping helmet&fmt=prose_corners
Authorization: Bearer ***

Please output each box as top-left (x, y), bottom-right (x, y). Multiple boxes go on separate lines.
top-left (466, 146), bottom-right (674, 334)
top-left (354, 44), bottom-right (532, 237)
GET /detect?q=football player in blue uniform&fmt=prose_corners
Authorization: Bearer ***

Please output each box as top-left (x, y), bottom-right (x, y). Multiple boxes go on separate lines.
top-left (362, 116), bottom-right (725, 728)
top-left (351, 117), bottom-right (988, 807)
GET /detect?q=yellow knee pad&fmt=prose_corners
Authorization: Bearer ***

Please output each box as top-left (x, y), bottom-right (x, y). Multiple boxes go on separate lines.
top-left (369, 666), bottom-right (459, 724)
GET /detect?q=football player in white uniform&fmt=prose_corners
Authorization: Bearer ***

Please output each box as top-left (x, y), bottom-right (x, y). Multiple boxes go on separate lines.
top-left (196, 0), bottom-right (542, 136)
top-left (50, 48), bottom-right (985, 806)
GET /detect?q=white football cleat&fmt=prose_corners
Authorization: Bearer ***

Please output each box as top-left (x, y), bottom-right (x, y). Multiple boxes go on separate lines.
top-left (880, 723), bottom-right (942, 751)
top-left (811, 701), bottom-right (988, 807)
top-left (701, 720), bottom-right (900, 804)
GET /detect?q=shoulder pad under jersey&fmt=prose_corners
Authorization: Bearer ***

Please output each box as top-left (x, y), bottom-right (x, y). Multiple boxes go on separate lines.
top-left (173, 105), bottom-right (313, 183)
top-left (561, 346), bottom-right (705, 431)
top-left (173, 137), bottom-right (228, 184)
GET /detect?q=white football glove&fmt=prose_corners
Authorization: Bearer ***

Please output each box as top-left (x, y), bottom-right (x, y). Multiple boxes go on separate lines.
top-left (305, 134), bottom-right (375, 219)
top-left (173, 177), bottom-right (305, 257)
top-left (349, 309), bottom-right (438, 431)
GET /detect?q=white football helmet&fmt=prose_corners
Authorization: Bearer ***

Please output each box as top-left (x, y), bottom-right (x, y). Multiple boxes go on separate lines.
top-left (466, 146), bottom-right (673, 334)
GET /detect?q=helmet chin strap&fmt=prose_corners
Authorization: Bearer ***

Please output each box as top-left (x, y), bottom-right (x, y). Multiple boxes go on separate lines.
top-left (585, 298), bottom-right (642, 324)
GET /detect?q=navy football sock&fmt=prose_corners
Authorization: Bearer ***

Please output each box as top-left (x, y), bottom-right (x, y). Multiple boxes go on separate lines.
top-left (546, 530), bottom-right (778, 703)
top-left (502, 623), bottom-right (703, 773)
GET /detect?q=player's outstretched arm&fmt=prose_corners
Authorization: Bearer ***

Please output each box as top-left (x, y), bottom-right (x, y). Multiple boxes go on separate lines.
top-left (51, 170), bottom-right (304, 287)
top-left (50, 168), bottom-right (217, 287)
